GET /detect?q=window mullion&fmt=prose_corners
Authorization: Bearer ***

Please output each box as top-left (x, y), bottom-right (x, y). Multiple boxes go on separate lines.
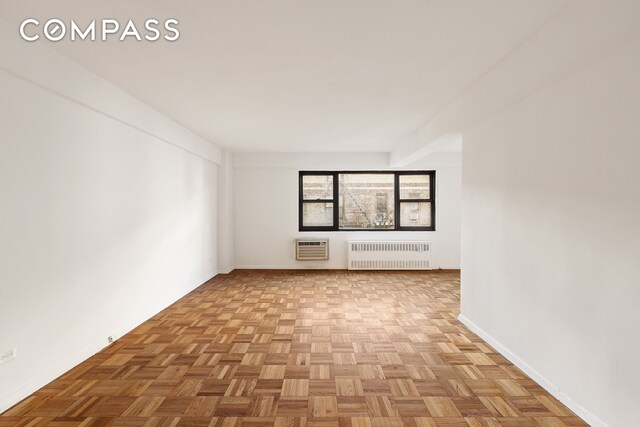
top-left (333, 172), bottom-right (339, 231)
top-left (398, 199), bottom-right (429, 203)
top-left (394, 173), bottom-right (400, 231)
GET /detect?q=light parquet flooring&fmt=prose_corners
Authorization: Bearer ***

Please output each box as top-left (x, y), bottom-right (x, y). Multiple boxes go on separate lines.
top-left (1, 270), bottom-right (587, 426)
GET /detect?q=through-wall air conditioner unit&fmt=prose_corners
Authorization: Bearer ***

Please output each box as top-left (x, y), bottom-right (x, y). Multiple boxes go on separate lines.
top-left (348, 241), bottom-right (431, 270)
top-left (296, 239), bottom-right (330, 261)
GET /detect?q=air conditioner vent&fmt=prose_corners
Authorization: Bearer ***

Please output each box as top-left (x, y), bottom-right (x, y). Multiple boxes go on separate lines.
top-left (296, 239), bottom-right (329, 261)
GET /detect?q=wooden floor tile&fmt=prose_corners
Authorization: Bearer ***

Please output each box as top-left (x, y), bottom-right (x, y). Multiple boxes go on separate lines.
top-left (282, 380), bottom-right (310, 397)
top-left (308, 396), bottom-right (338, 418)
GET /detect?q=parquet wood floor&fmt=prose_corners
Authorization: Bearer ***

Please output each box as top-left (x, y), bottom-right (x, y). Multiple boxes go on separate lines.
top-left (1, 270), bottom-right (587, 426)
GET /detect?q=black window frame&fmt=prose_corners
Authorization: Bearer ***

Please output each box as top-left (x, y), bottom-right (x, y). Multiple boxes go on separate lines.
top-left (299, 170), bottom-right (435, 232)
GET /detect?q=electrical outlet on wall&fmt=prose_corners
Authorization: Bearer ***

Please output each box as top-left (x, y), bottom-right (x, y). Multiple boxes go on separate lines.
top-left (0, 346), bottom-right (17, 365)
top-left (107, 334), bottom-right (116, 344)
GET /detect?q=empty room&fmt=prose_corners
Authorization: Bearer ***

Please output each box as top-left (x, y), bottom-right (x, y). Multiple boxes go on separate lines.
top-left (1, 1), bottom-right (639, 426)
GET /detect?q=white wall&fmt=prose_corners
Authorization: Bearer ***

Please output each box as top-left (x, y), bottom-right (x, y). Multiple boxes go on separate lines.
top-left (460, 33), bottom-right (640, 427)
top-left (0, 22), bottom-right (221, 412)
top-left (234, 152), bottom-right (461, 269)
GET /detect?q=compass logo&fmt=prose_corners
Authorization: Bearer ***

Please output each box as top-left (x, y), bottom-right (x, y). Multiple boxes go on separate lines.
top-left (19, 18), bottom-right (180, 42)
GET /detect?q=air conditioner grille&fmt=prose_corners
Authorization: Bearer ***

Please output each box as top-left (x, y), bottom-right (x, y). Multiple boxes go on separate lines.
top-left (296, 239), bottom-right (329, 261)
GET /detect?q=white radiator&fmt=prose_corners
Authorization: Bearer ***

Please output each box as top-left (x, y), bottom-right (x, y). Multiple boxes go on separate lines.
top-left (347, 241), bottom-right (431, 270)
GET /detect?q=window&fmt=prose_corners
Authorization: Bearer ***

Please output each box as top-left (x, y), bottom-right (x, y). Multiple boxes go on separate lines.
top-left (299, 171), bottom-right (435, 231)
top-left (300, 174), bottom-right (335, 228)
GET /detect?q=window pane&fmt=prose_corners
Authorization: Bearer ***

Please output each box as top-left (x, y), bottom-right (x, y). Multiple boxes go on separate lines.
top-left (339, 174), bottom-right (394, 229)
top-left (400, 202), bottom-right (431, 227)
top-left (399, 174), bottom-right (430, 199)
top-left (302, 202), bottom-right (334, 227)
top-left (302, 175), bottom-right (333, 200)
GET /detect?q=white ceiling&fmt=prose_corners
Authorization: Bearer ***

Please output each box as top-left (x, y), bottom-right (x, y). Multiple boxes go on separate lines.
top-left (0, 0), bottom-right (569, 152)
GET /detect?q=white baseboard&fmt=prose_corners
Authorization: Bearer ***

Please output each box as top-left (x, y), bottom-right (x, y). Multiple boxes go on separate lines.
top-left (458, 314), bottom-right (607, 427)
top-left (232, 265), bottom-right (461, 271)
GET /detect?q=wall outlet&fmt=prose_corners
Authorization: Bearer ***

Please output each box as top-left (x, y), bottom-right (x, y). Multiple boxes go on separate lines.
top-left (107, 335), bottom-right (116, 344)
top-left (0, 347), bottom-right (17, 365)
